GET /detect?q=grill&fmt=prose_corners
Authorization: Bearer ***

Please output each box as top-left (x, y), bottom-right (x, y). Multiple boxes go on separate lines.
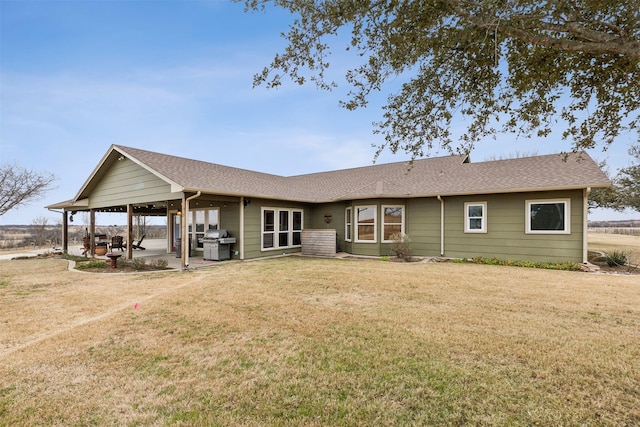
top-left (202, 229), bottom-right (236, 261)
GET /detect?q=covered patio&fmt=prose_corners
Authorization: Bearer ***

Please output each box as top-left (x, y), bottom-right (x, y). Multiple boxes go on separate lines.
top-left (65, 238), bottom-right (231, 270)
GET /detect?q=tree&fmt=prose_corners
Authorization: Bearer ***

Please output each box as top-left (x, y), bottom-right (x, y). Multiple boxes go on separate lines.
top-left (616, 144), bottom-right (640, 212)
top-left (240, 0), bottom-right (640, 159)
top-left (590, 145), bottom-right (640, 213)
top-left (31, 216), bottom-right (49, 247)
top-left (0, 164), bottom-right (55, 216)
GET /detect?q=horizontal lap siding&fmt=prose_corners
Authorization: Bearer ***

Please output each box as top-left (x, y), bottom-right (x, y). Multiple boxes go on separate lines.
top-left (90, 161), bottom-right (176, 207)
top-left (243, 198), bottom-right (312, 259)
top-left (405, 198), bottom-right (441, 257)
top-left (442, 190), bottom-right (584, 263)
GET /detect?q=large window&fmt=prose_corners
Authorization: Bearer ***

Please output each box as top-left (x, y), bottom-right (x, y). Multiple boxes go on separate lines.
top-left (262, 208), bottom-right (303, 250)
top-left (355, 206), bottom-right (376, 242)
top-left (382, 205), bottom-right (405, 242)
top-left (526, 199), bottom-right (570, 234)
top-left (345, 207), bottom-right (352, 242)
top-left (464, 202), bottom-right (487, 233)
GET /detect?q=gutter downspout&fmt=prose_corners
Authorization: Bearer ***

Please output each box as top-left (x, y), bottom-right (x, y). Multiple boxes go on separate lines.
top-left (182, 191), bottom-right (202, 270)
top-left (437, 195), bottom-right (444, 256)
top-left (239, 197), bottom-right (245, 260)
top-left (583, 187), bottom-right (591, 264)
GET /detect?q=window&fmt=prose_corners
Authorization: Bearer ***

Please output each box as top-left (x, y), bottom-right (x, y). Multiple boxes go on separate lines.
top-left (262, 208), bottom-right (303, 250)
top-left (382, 205), bottom-right (405, 242)
top-left (345, 207), bottom-right (352, 242)
top-left (526, 199), bottom-right (570, 234)
top-left (464, 202), bottom-right (487, 233)
top-left (355, 206), bottom-right (376, 242)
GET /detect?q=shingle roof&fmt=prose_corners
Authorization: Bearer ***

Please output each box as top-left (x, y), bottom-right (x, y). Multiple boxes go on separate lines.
top-left (114, 145), bottom-right (610, 202)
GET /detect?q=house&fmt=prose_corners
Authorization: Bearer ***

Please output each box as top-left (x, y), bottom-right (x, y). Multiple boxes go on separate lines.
top-left (47, 145), bottom-right (610, 268)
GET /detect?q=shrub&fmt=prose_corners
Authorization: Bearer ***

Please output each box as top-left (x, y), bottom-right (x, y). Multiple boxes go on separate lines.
top-left (75, 261), bottom-right (107, 270)
top-left (390, 233), bottom-right (412, 261)
top-left (605, 250), bottom-right (628, 267)
top-left (150, 259), bottom-right (169, 269)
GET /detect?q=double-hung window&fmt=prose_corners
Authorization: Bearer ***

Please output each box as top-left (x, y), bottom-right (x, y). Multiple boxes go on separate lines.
top-left (355, 206), bottom-right (376, 242)
top-left (526, 199), bottom-right (570, 234)
top-left (345, 207), bottom-right (352, 242)
top-left (464, 202), bottom-right (487, 233)
top-left (262, 208), bottom-right (303, 250)
top-left (382, 205), bottom-right (405, 242)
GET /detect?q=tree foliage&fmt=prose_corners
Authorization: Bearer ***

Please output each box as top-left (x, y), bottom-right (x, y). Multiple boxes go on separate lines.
top-left (240, 0), bottom-right (640, 158)
top-left (0, 164), bottom-right (55, 216)
top-left (589, 144), bottom-right (640, 213)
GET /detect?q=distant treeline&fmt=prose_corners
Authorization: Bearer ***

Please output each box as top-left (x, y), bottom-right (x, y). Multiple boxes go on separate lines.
top-left (589, 219), bottom-right (640, 228)
top-left (0, 225), bottom-right (167, 250)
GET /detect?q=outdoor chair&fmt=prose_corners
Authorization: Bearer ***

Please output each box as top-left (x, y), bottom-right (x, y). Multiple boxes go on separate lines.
top-left (110, 235), bottom-right (125, 252)
top-left (131, 234), bottom-right (146, 250)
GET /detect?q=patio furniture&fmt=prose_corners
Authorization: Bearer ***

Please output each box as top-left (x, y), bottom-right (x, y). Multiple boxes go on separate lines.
top-left (132, 234), bottom-right (146, 250)
top-left (110, 235), bottom-right (125, 251)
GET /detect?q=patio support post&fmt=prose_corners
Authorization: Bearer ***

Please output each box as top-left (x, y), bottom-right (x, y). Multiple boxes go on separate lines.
top-left (127, 204), bottom-right (133, 259)
top-left (90, 209), bottom-right (96, 256)
top-left (182, 191), bottom-right (202, 270)
top-left (62, 211), bottom-right (68, 253)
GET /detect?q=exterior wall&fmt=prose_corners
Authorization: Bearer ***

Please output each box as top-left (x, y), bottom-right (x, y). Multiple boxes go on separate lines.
top-left (309, 190), bottom-right (584, 263)
top-left (90, 158), bottom-right (179, 208)
top-left (309, 202), bottom-right (348, 252)
top-left (242, 198), bottom-right (313, 260)
top-left (441, 190), bottom-right (584, 263)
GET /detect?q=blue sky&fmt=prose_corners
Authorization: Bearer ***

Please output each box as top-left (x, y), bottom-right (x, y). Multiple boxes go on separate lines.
top-left (1, 0), bottom-right (637, 225)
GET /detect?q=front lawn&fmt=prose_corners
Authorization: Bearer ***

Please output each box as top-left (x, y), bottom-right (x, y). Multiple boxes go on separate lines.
top-left (1, 256), bottom-right (638, 425)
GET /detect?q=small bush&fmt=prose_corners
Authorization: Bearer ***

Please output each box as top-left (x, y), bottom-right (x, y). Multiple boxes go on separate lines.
top-left (150, 259), bottom-right (169, 269)
top-left (390, 233), bottom-right (412, 261)
top-left (605, 250), bottom-right (628, 267)
top-left (75, 261), bottom-right (107, 270)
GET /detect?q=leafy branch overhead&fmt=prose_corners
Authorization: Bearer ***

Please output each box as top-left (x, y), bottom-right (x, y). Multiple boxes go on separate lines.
top-left (240, 0), bottom-right (640, 158)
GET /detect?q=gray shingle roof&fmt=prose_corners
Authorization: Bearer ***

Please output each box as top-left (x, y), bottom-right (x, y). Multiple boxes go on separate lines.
top-left (114, 145), bottom-right (610, 202)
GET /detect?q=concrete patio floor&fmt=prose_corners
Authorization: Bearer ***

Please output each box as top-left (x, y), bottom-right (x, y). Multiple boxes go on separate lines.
top-left (1, 239), bottom-right (236, 270)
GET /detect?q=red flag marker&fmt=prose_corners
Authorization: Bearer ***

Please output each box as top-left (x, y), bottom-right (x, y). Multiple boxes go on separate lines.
top-left (134, 303), bottom-right (139, 309)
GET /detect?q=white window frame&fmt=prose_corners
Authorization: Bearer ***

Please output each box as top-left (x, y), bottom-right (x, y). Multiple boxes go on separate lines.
top-left (464, 202), bottom-right (487, 233)
top-left (525, 199), bottom-right (571, 234)
top-left (261, 207), bottom-right (303, 251)
top-left (345, 207), bottom-right (352, 242)
top-left (355, 205), bottom-right (377, 243)
top-left (381, 205), bottom-right (405, 243)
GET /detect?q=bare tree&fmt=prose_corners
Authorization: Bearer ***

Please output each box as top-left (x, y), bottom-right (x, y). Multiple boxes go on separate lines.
top-left (31, 216), bottom-right (49, 247)
top-left (0, 163), bottom-right (55, 216)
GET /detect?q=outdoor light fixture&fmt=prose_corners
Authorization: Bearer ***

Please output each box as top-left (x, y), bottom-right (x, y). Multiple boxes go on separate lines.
top-left (118, 155), bottom-right (125, 161)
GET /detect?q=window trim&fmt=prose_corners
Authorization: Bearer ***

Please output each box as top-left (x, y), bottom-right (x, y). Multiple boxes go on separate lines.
top-left (381, 205), bottom-right (405, 243)
top-left (261, 207), bottom-right (303, 251)
top-left (464, 202), bottom-right (487, 234)
top-left (345, 207), bottom-right (352, 242)
top-left (525, 199), bottom-right (571, 234)
top-left (355, 205), bottom-right (377, 243)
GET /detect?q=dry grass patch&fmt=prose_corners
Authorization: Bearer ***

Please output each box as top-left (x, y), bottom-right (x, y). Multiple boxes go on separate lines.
top-left (1, 256), bottom-right (639, 425)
